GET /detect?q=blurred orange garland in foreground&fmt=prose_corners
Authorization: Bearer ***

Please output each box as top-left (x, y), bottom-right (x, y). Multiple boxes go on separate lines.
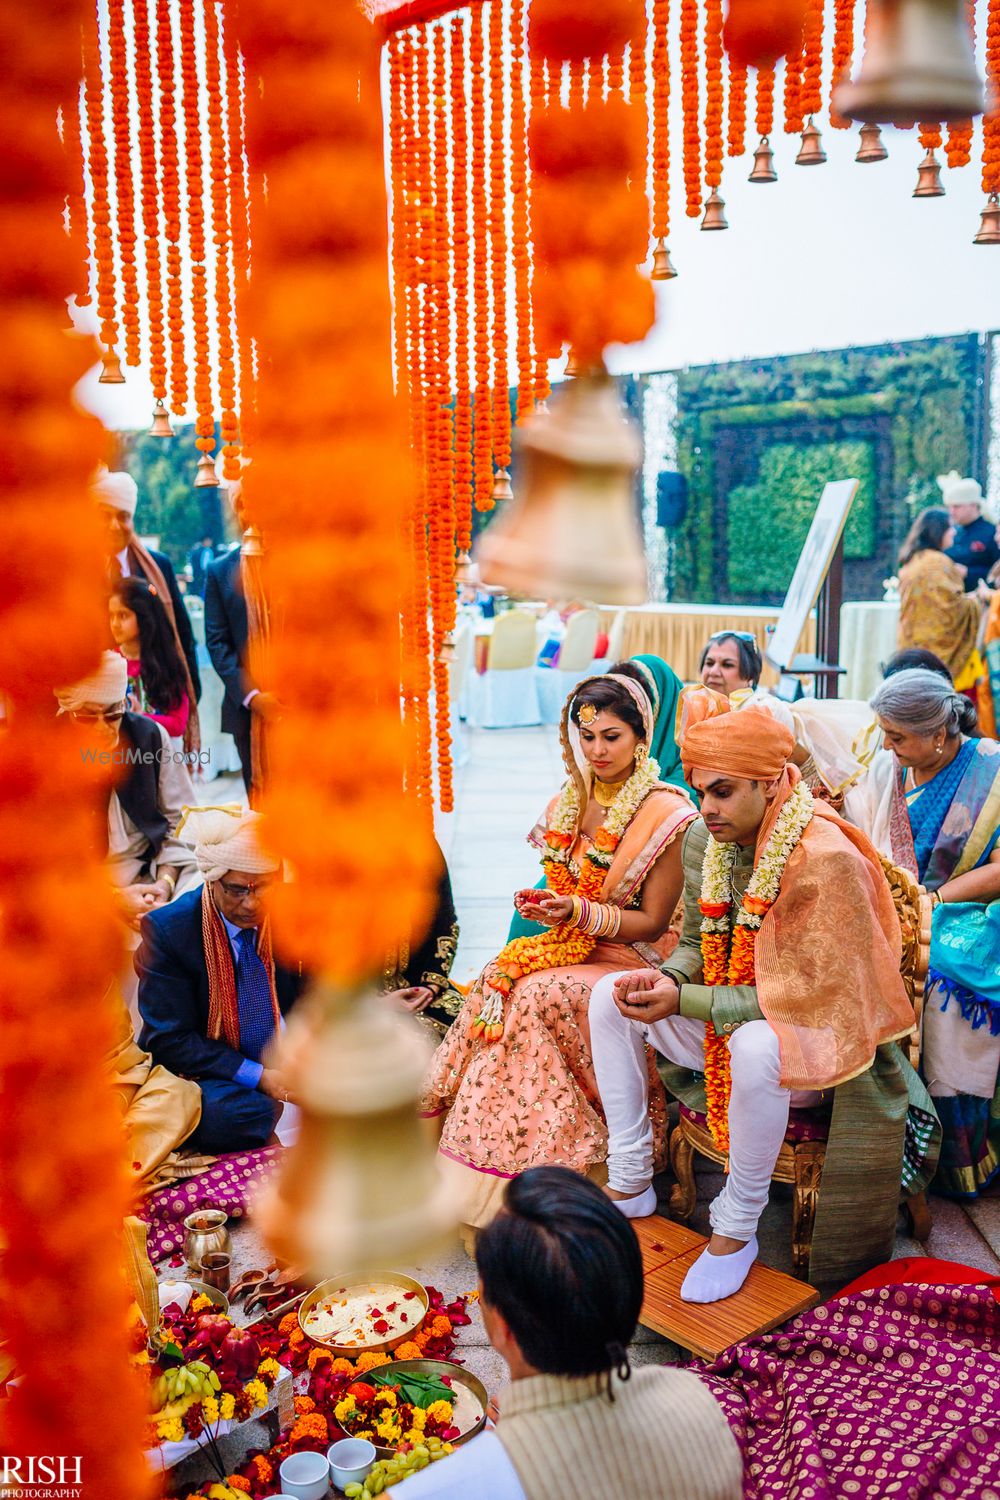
top-left (0, 6), bottom-right (152, 1493)
top-left (239, 0), bottom-right (434, 979)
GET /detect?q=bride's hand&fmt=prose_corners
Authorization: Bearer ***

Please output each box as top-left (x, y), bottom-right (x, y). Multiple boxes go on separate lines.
top-left (531, 893), bottom-right (574, 926)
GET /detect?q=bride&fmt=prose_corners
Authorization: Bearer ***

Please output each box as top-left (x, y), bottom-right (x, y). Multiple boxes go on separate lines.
top-left (421, 666), bottom-right (697, 1226)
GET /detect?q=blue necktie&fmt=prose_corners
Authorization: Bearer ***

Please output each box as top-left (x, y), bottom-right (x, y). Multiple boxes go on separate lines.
top-left (235, 927), bottom-right (276, 1062)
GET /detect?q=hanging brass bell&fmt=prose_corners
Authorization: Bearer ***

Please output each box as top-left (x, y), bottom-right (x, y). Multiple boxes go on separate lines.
top-left (651, 238), bottom-right (678, 278)
top-left (749, 137), bottom-right (778, 182)
top-left (194, 453), bottom-right (220, 487)
top-left (255, 990), bottom-right (458, 1276)
top-left (491, 467), bottom-right (513, 503)
top-left (855, 123), bottom-right (889, 162)
top-left (439, 631), bottom-right (457, 665)
top-left (835, 0), bottom-right (982, 125)
top-left (974, 193), bottom-right (1000, 244)
top-left (565, 348), bottom-right (581, 378)
top-left (913, 148), bottom-right (944, 196)
top-left (148, 400), bottom-right (174, 438)
top-left (796, 119), bottom-right (827, 165)
top-left (99, 349), bottom-right (125, 384)
top-left (455, 550), bottom-right (475, 585)
top-left (701, 188), bottom-right (728, 230)
top-left (476, 372), bottom-right (647, 606)
top-left (240, 525), bottom-right (264, 559)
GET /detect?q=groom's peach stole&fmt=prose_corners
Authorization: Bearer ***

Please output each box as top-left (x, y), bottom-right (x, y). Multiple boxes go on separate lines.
top-left (755, 799), bottom-right (914, 1092)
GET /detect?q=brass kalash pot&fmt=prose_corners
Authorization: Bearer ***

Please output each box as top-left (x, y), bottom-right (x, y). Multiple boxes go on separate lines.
top-left (476, 371), bottom-right (647, 607)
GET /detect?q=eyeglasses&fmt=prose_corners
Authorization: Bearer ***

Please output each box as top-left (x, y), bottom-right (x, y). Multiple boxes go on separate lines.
top-left (218, 878), bottom-right (274, 900)
top-left (69, 706), bottom-right (124, 723)
top-left (707, 631), bottom-right (757, 645)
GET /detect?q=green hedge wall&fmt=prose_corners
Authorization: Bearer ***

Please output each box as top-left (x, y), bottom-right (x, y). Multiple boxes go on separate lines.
top-left (726, 439), bottom-right (875, 595)
top-left (656, 334), bottom-right (985, 604)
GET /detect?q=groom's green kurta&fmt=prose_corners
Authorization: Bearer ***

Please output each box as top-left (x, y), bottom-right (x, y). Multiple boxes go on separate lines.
top-left (658, 819), bottom-right (940, 1295)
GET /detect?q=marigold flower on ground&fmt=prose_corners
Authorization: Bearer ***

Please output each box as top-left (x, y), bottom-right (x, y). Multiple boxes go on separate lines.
top-left (279, 1312), bottom-right (300, 1337)
top-left (355, 1351), bottom-right (392, 1373)
top-left (294, 1394), bottom-right (317, 1415)
top-left (393, 1341), bottom-right (423, 1361)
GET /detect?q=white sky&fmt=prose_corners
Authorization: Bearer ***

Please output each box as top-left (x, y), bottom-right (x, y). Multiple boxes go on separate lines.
top-left (79, 0), bottom-right (1000, 429)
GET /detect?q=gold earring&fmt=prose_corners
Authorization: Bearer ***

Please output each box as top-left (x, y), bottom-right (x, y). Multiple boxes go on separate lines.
top-left (634, 744), bottom-right (648, 766)
top-left (936, 743), bottom-right (943, 755)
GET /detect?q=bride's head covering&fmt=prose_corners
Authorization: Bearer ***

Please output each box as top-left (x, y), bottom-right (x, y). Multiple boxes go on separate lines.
top-left (558, 671), bottom-right (659, 823)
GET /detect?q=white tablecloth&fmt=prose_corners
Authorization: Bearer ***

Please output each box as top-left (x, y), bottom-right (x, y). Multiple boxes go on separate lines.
top-left (839, 601), bottom-right (900, 702)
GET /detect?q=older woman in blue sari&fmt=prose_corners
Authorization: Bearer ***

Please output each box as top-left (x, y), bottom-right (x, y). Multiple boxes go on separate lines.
top-left (507, 654), bottom-right (690, 942)
top-left (844, 669), bottom-right (1000, 1196)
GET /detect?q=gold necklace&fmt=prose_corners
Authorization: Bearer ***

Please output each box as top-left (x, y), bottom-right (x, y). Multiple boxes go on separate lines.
top-left (593, 772), bottom-right (630, 808)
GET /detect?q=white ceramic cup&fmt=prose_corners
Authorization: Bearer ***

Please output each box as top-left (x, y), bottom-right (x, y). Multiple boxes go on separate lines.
top-left (326, 1438), bottom-right (377, 1489)
top-left (278, 1451), bottom-right (331, 1500)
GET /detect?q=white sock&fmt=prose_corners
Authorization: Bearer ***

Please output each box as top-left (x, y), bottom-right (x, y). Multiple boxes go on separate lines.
top-left (680, 1236), bottom-right (758, 1303)
top-left (608, 1184), bottom-right (658, 1220)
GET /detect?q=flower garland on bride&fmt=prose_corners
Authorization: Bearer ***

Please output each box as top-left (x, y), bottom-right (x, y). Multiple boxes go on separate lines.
top-left (469, 749), bottom-right (662, 1040)
top-left (698, 779), bottom-right (815, 1149)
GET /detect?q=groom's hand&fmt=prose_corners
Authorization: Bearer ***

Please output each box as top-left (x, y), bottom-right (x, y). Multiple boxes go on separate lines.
top-left (613, 972), bottom-right (680, 1024)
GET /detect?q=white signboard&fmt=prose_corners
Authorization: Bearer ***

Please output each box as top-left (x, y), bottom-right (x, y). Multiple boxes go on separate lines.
top-left (765, 478), bottom-right (859, 673)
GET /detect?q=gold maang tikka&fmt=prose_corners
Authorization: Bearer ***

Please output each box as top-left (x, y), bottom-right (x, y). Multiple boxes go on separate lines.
top-left (577, 703), bottom-right (599, 727)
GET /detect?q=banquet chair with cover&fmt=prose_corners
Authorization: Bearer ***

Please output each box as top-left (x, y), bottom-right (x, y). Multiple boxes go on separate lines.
top-left (667, 856), bottom-right (934, 1274)
top-left (536, 608), bottom-right (600, 723)
top-left (466, 609), bottom-right (541, 728)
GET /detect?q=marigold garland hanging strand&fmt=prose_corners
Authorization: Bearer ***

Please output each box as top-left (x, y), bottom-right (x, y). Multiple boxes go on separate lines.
top-left (727, 61), bottom-right (747, 157)
top-left (430, 20), bottom-right (456, 813)
top-left (157, 0), bottom-right (187, 416)
top-left (945, 2), bottom-right (975, 167)
top-left (471, 8), bottom-right (495, 510)
top-left (107, 0), bottom-right (140, 367)
top-left (180, 0), bottom-right (215, 472)
top-left (651, 0), bottom-right (671, 255)
top-left (452, 16), bottom-right (474, 555)
top-left (782, 16), bottom-right (804, 139)
top-left (1, 6), bottom-right (157, 1491)
top-left (680, 0), bottom-right (702, 217)
top-left (221, 5), bottom-right (253, 468)
top-left (132, 0), bottom-right (167, 414)
top-left (82, 18), bottom-right (120, 372)
top-left (411, 23), bottom-right (435, 803)
top-left (511, 0), bottom-right (533, 421)
top-left (981, 0), bottom-right (1000, 196)
top-left (755, 64), bottom-right (776, 141)
top-left (829, 0), bottom-right (854, 129)
top-left (204, 0), bottom-right (240, 477)
top-left (388, 31), bottom-right (420, 796)
top-left (63, 76), bottom-right (92, 309)
top-left (238, 0), bottom-right (435, 977)
top-left (489, 0), bottom-right (512, 485)
top-left (799, 0), bottom-right (825, 130)
top-left (703, 0), bottom-right (725, 201)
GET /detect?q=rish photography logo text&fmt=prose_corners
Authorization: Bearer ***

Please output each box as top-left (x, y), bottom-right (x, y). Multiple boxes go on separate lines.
top-left (0, 1457), bottom-right (83, 1499)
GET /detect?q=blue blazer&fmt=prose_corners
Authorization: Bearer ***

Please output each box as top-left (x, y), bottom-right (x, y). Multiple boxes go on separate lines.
top-left (204, 548), bottom-right (251, 737)
top-left (136, 888), bottom-right (305, 1082)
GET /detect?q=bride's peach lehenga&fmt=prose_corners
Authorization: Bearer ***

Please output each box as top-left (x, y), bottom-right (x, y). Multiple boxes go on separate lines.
top-left (420, 786), bottom-right (696, 1226)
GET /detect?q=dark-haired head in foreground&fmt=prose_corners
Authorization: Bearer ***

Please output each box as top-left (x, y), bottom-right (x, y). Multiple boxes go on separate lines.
top-left (474, 1165), bottom-right (642, 1381)
top-left (881, 647), bottom-right (953, 684)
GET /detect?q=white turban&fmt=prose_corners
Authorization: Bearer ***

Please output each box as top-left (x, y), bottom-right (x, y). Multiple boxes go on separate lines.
top-left (55, 650), bottom-right (128, 712)
top-left (92, 465), bottom-right (139, 518)
top-left (937, 471), bottom-right (983, 510)
top-left (176, 805), bottom-right (281, 882)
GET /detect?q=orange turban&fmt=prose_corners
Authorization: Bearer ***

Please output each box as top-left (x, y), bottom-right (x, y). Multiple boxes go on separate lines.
top-left (682, 705), bottom-right (794, 781)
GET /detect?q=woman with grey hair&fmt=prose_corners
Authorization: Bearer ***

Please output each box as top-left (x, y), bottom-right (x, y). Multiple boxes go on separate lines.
top-left (844, 668), bottom-right (1000, 1197)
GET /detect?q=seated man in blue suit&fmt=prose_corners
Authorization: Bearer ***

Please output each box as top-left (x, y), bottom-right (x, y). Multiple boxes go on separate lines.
top-left (137, 806), bottom-right (306, 1153)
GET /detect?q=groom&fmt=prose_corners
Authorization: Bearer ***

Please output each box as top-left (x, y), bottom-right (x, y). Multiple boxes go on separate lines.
top-left (589, 708), bottom-right (927, 1302)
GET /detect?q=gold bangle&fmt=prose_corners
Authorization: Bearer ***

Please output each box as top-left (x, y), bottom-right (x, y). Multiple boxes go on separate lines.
top-left (569, 895), bottom-right (583, 928)
top-left (160, 871), bottom-right (177, 894)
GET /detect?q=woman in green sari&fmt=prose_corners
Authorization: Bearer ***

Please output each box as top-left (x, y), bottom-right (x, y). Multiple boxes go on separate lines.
top-left (507, 655), bottom-right (690, 941)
